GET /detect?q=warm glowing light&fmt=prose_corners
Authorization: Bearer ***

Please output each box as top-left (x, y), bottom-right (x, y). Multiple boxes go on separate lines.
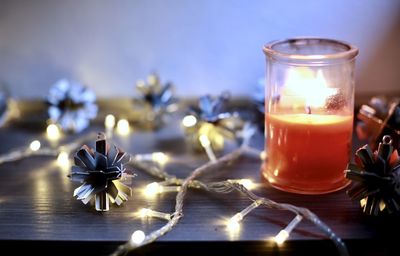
top-left (182, 115), bottom-right (197, 127)
top-left (379, 201), bottom-right (386, 211)
top-left (198, 123), bottom-right (224, 151)
top-left (360, 198), bottom-right (367, 208)
top-left (226, 200), bottom-right (262, 234)
top-left (143, 182), bottom-right (181, 197)
top-left (227, 214), bottom-right (242, 232)
top-left (199, 134), bottom-right (217, 162)
top-left (46, 124), bottom-right (61, 141)
top-left (283, 68), bottom-right (337, 108)
top-left (57, 151), bottom-right (70, 168)
top-left (137, 208), bottom-right (172, 220)
top-left (136, 79), bottom-right (145, 88)
top-left (273, 215), bottom-right (303, 246)
top-left (237, 179), bottom-right (257, 190)
top-left (104, 114), bottom-right (116, 129)
top-left (260, 151), bottom-right (267, 161)
top-left (138, 208), bottom-right (152, 218)
top-left (130, 230), bottom-right (146, 246)
top-left (144, 182), bottom-right (161, 197)
top-left (29, 140), bottom-right (41, 151)
top-left (152, 152), bottom-right (169, 166)
top-left (274, 230), bottom-right (289, 245)
top-left (199, 134), bottom-right (211, 147)
top-left (116, 119), bottom-right (130, 135)
top-left (133, 153), bottom-right (169, 165)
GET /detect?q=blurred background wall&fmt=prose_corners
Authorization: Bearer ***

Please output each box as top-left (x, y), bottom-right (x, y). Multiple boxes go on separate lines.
top-left (0, 0), bottom-right (399, 99)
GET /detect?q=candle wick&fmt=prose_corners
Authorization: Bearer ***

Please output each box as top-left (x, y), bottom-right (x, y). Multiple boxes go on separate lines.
top-left (305, 106), bottom-right (312, 115)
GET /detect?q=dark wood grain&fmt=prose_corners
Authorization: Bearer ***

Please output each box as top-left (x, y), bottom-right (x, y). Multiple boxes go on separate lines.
top-left (0, 101), bottom-right (399, 256)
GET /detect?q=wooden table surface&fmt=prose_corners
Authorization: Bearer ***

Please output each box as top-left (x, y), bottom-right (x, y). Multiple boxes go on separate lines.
top-left (0, 101), bottom-right (399, 256)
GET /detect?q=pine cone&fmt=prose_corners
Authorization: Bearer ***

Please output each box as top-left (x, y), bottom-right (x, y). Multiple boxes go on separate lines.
top-left (136, 73), bottom-right (178, 114)
top-left (184, 92), bottom-right (247, 151)
top-left (70, 133), bottom-right (132, 211)
top-left (356, 96), bottom-right (400, 150)
top-left (345, 135), bottom-right (400, 216)
top-left (47, 79), bottom-right (98, 133)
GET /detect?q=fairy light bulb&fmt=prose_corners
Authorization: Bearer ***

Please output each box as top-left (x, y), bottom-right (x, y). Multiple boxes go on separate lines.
top-left (133, 152), bottom-right (169, 165)
top-left (138, 208), bottom-right (152, 218)
top-left (226, 200), bottom-right (262, 233)
top-left (199, 134), bottom-right (217, 162)
top-left (237, 179), bottom-right (257, 190)
top-left (227, 213), bottom-right (242, 232)
top-left (130, 230), bottom-right (146, 246)
top-left (273, 215), bottom-right (303, 246)
top-left (46, 124), bottom-right (61, 141)
top-left (29, 140), bottom-right (41, 152)
top-left (151, 152), bottom-right (169, 166)
top-left (144, 182), bottom-right (181, 198)
top-left (199, 134), bottom-right (211, 147)
top-left (57, 151), bottom-right (69, 168)
top-left (105, 114), bottom-right (116, 129)
top-left (116, 119), bottom-right (130, 136)
top-left (182, 115), bottom-right (197, 127)
top-left (144, 182), bottom-right (161, 197)
top-left (137, 208), bottom-right (172, 220)
top-left (274, 230), bottom-right (289, 245)
top-left (104, 114), bottom-right (116, 138)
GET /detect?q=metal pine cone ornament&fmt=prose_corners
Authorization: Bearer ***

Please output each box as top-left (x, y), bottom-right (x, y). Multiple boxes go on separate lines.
top-left (135, 73), bottom-right (178, 124)
top-left (70, 133), bottom-right (132, 212)
top-left (356, 96), bottom-right (400, 150)
top-left (47, 79), bottom-right (98, 133)
top-left (189, 92), bottom-right (231, 123)
top-left (345, 135), bottom-right (400, 216)
top-left (184, 92), bottom-right (245, 151)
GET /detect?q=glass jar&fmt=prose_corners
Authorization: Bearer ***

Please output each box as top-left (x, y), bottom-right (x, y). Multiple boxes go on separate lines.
top-left (262, 38), bottom-right (359, 194)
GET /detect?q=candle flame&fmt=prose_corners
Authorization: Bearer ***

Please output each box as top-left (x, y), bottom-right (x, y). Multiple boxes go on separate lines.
top-left (284, 68), bottom-right (337, 109)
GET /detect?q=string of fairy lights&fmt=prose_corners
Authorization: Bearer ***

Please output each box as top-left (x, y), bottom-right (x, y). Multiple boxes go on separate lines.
top-left (0, 113), bottom-right (349, 256)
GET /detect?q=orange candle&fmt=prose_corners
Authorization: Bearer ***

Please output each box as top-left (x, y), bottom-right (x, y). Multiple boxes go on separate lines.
top-left (263, 114), bottom-right (353, 194)
top-left (263, 38), bottom-right (358, 194)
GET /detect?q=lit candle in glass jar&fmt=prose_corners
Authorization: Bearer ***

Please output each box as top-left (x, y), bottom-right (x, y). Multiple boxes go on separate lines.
top-left (262, 38), bottom-right (358, 194)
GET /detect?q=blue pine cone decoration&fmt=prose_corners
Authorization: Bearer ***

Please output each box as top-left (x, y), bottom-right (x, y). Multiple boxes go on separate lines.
top-left (47, 79), bottom-right (98, 133)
